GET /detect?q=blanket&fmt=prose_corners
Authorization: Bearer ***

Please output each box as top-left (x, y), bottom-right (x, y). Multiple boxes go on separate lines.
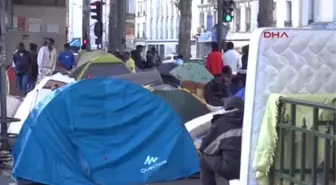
top-left (253, 94), bottom-right (336, 185)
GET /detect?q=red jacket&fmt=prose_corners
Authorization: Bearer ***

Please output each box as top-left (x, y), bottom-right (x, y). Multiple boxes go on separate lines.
top-left (205, 51), bottom-right (224, 75)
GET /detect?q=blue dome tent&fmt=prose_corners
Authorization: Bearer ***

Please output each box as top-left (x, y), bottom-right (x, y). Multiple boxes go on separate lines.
top-left (12, 78), bottom-right (199, 185)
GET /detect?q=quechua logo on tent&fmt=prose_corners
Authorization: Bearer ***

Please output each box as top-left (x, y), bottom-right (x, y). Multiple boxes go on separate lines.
top-left (141, 155), bottom-right (167, 173)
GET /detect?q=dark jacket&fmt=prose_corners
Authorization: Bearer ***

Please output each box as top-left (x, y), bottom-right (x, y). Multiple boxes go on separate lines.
top-left (241, 54), bottom-right (248, 70)
top-left (200, 97), bottom-right (244, 180)
top-left (29, 51), bottom-right (38, 79)
top-left (131, 50), bottom-right (145, 69)
top-left (203, 74), bottom-right (231, 106)
top-left (145, 53), bottom-right (154, 68)
top-left (13, 50), bottom-right (31, 74)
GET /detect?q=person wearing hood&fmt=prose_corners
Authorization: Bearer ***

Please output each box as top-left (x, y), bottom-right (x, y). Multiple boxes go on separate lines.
top-left (199, 96), bottom-right (244, 185)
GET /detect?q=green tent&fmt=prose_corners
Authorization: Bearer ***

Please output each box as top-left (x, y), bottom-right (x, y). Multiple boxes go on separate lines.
top-left (170, 63), bottom-right (213, 84)
top-left (76, 50), bottom-right (106, 67)
top-left (71, 54), bottom-right (131, 80)
top-left (152, 86), bottom-right (210, 123)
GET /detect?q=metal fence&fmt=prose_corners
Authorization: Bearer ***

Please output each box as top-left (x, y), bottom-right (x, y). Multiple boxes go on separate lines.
top-left (269, 97), bottom-right (336, 185)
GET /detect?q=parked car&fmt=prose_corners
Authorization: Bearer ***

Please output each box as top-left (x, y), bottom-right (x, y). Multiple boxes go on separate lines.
top-left (162, 54), bottom-right (178, 64)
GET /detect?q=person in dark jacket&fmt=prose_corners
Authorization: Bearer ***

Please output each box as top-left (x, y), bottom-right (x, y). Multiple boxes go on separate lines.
top-left (199, 96), bottom-right (244, 184)
top-left (28, 43), bottom-right (38, 90)
top-left (222, 66), bottom-right (232, 79)
top-left (13, 42), bottom-right (32, 95)
top-left (241, 45), bottom-right (249, 70)
top-left (132, 45), bottom-right (146, 69)
top-left (145, 50), bottom-right (154, 68)
top-left (203, 74), bottom-right (231, 106)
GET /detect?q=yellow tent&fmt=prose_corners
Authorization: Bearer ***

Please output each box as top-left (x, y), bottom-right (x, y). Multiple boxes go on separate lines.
top-left (76, 50), bottom-right (106, 67)
top-left (71, 53), bottom-right (131, 80)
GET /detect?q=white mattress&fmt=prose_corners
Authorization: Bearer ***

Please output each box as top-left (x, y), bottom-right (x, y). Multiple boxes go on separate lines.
top-left (240, 28), bottom-right (336, 185)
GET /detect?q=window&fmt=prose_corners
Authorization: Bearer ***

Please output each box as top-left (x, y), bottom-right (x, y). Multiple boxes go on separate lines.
top-left (143, 23), bottom-right (146, 38)
top-left (166, 19), bottom-right (169, 39)
top-left (245, 7), bottom-right (251, 31)
top-left (176, 17), bottom-right (180, 39)
top-left (285, 1), bottom-right (292, 27)
top-left (235, 8), bottom-right (241, 32)
top-left (137, 23), bottom-right (140, 38)
top-left (199, 12), bottom-right (205, 27)
top-left (150, 19), bottom-right (154, 39)
top-left (170, 18), bottom-right (174, 39)
top-left (213, 11), bottom-right (217, 25)
top-left (156, 20), bottom-right (159, 39)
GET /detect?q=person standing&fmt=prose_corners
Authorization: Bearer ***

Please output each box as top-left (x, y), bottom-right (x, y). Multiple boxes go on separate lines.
top-left (223, 42), bottom-right (242, 72)
top-left (150, 47), bottom-right (161, 66)
top-left (174, 54), bottom-right (184, 65)
top-left (123, 51), bottom-right (136, 72)
top-left (145, 50), bottom-right (155, 68)
top-left (241, 45), bottom-right (249, 70)
top-left (205, 42), bottom-right (224, 75)
top-left (13, 42), bottom-right (31, 96)
top-left (132, 45), bottom-right (146, 69)
top-left (37, 38), bottom-right (57, 80)
top-left (56, 43), bottom-right (75, 71)
top-left (28, 43), bottom-right (38, 90)
top-left (200, 97), bottom-right (244, 185)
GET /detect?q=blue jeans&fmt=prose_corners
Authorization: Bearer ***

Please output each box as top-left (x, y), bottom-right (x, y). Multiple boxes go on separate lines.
top-left (15, 73), bottom-right (29, 95)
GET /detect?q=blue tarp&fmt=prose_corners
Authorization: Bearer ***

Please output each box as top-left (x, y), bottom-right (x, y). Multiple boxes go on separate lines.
top-left (68, 38), bottom-right (81, 47)
top-left (12, 78), bottom-right (199, 185)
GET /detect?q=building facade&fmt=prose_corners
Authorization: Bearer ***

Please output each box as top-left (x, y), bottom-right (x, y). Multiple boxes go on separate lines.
top-left (5, 0), bottom-right (67, 65)
top-left (135, 0), bottom-right (201, 58)
top-left (136, 0), bottom-right (336, 58)
top-left (68, 0), bottom-right (136, 50)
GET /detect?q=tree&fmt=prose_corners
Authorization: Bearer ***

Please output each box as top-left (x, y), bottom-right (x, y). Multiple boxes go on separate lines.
top-left (175, 0), bottom-right (192, 61)
top-left (257, 0), bottom-right (274, 27)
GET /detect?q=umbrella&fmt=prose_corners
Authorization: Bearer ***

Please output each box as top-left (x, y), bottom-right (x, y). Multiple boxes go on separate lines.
top-left (169, 63), bottom-right (213, 83)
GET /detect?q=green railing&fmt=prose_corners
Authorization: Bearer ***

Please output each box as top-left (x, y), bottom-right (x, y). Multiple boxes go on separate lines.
top-left (269, 97), bottom-right (336, 185)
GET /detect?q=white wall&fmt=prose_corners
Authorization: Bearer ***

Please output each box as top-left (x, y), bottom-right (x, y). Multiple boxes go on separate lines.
top-left (137, 0), bottom-right (199, 41)
top-left (68, 0), bottom-right (82, 40)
